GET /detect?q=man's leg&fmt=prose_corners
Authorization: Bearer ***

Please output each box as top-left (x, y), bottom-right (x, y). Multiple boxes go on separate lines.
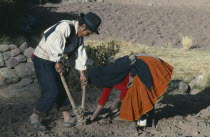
top-left (29, 56), bottom-right (61, 128)
top-left (56, 77), bottom-right (76, 127)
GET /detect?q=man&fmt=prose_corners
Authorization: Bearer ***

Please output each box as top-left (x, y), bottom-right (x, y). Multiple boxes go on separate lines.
top-left (29, 12), bottom-right (102, 130)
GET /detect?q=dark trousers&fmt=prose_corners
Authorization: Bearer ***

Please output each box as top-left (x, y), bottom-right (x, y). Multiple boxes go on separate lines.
top-left (33, 55), bottom-right (70, 116)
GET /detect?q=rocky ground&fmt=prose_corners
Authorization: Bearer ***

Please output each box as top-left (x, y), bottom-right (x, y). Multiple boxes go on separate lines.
top-left (1, 0), bottom-right (210, 137)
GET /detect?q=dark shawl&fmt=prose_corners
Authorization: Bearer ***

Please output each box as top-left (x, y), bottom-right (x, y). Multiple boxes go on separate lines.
top-left (88, 56), bottom-right (153, 90)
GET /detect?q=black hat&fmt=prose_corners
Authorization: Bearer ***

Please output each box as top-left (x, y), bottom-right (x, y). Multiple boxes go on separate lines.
top-left (80, 12), bottom-right (101, 35)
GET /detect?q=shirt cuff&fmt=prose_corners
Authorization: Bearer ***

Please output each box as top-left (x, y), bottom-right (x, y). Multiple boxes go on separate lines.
top-left (50, 56), bottom-right (62, 62)
top-left (75, 65), bottom-right (87, 71)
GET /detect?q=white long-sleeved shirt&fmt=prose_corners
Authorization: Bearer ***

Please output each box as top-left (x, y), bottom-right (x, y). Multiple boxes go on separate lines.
top-left (34, 20), bottom-right (87, 70)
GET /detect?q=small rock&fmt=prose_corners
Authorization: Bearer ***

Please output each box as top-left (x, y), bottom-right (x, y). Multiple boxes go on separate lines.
top-left (9, 44), bottom-right (17, 50)
top-left (11, 48), bottom-right (22, 57)
top-left (0, 67), bottom-right (20, 86)
top-left (0, 45), bottom-right (10, 52)
top-left (15, 55), bottom-right (26, 63)
top-left (189, 74), bottom-right (206, 88)
top-left (19, 78), bottom-right (33, 87)
top-left (5, 57), bottom-right (19, 69)
top-left (19, 42), bottom-right (28, 52)
top-left (178, 81), bottom-right (190, 94)
top-left (190, 89), bottom-right (200, 95)
top-left (3, 51), bottom-right (11, 61)
top-left (24, 47), bottom-right (34, 58)
top-left (0, 53), bottom-right (5, 67)
top-left (15, 63), bottom-right (35, 78)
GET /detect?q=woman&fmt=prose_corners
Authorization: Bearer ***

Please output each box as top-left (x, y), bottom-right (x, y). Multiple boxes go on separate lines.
top-left (88, 53), bottom-right (173, 131)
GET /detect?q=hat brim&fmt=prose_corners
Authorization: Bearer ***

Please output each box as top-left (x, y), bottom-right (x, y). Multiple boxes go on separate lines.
top-left (80, 13), bottom-right (99, 35)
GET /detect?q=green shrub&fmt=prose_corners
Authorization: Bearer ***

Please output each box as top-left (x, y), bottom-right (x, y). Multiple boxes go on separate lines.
top-left (86, 40), bottom-right (120, 66)
top-left (66, 41), bottom-right (120, 91)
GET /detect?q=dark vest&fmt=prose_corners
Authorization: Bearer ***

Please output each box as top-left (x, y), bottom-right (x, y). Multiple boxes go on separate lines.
top-left (44, 21), bottom-right (78, 56)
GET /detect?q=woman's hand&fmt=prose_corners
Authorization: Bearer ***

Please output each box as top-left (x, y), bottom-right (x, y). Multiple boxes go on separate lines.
top-left (90, 105), bottom-right (103, 121)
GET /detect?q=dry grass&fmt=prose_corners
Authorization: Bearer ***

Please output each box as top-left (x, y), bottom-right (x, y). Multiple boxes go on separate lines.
top-left (85, 40), bottom-right (210, 84)
top-left (179, 35), bottom-right (193, 50)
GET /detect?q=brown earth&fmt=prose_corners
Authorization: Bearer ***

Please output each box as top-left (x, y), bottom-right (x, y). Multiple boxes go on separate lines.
top-left (1, 0), bottom-right (210, 137)
top-left (1, 86), bottom-right (210, 137)
top-left (31, 0), bottom-right (210, 49)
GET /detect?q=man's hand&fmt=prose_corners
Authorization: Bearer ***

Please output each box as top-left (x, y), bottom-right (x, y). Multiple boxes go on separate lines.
top-left (79, 71), bottom-right (87, 86)
top-left (55, 62), bottom-right (63, 73)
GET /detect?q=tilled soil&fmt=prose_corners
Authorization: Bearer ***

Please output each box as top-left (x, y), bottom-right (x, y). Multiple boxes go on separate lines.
top-left (1, 86), bottom-right (210, 137)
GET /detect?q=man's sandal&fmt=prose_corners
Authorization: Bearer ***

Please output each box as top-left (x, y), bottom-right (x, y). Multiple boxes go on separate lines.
top-left (64, 118), bottom-right (77, 128)
top-left (28, 118), bottom-right (47, 131)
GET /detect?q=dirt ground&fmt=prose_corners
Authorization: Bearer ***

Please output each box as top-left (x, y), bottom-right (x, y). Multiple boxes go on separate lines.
top-left (1, 0), bottom-right (210, 137)
top-left (31, 0), bottom-right (210, 49)
top-left (1, 86), bottom-right (210, 137)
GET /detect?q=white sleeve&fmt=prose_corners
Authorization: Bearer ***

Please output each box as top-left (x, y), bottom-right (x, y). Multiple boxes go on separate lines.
top-left (74, 42), bottom-right (87, 70)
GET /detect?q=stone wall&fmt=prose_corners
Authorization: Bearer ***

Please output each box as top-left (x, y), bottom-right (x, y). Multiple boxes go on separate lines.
top-left (0, 42), bottom-right (40, 98)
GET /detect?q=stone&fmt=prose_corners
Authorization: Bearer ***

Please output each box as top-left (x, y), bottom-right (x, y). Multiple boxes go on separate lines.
top-left (9, 44), bottom-right (17, 50)
top-left (190, 89), bottom-right (201, 95)
top-left (15, 55), bottom-right (26, 63)
top-left (19, 78), bottom-right (34, 87)
top-left (3, 51), bottom-right (11, 61)
top-left (5, 57), bottom-right (19, 69)
top-left (0, 53), bottom-right (5, 67)
top-left (24, 47), bottom-right (34, 58)
top-left (0, 82), bottom-right (40, 98)
top-left (189, 74), bottom-right (206, 88)
top-left (0, 67), bottom-right (20, 87)
top-left (0, 45), bottom-right (10, 52)
top-left (11, 48), bottom-right (22, 57)
top-left (178, 81), bottom-right (190, 94)
top-left (15, 63), bottom-right (35, 78)
top-left (19, 42), bottom-right (28, 52)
